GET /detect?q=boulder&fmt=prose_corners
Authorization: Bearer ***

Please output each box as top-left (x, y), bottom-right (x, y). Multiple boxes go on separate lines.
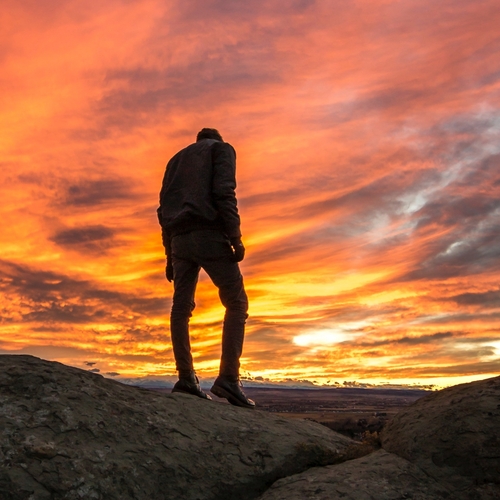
top-left (257, 449), bottom-right (451, 500)
top-left (257, 376), bottom-right (500, 500)
top-left (0, 355), bottom-right (353, 500)
top-left (381, 375), bottom-right (500, 498)
top-left (3, 355), bottom-right (499, 500)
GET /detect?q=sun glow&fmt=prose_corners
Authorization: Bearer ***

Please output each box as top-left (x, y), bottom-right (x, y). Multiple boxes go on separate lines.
top-left (294, 329), bottom-right (354, 347)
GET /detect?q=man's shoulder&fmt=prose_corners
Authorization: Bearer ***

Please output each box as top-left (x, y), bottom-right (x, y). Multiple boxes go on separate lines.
top-left (167, 140), bottom-right (235, 166)
top-left (211, 140), bottom-right (236, 157)
top-left (166, 141), bottom-right (199, 166)
top-left (196, 139), bottom-right (234, 153)
top-left (175, 139), bottom-right (221, 156)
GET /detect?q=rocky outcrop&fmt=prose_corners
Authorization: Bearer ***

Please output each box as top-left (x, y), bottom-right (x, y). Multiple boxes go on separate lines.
top-left (258, 449), bottom-right (451, 500)
top-left (381, 375), bottom-right (500, 499)
top-left (0, 355), bottom-right (353, 500)
top-left (260, 375), bottom-right (500, 500)
top-left (1, 355), bottom-right (499, 500)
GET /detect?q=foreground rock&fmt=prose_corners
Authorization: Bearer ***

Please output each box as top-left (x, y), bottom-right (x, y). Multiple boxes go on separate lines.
top-left (2, 355), bottom-right (499, 500)
top-left (382, 375), bottom-right (500, 499)
top-left (0, 355), bottom-right (353, 500)
top-left (258, 449), bottom-right (451, 500)
top-left (260, 375), bottom-right (500, 500)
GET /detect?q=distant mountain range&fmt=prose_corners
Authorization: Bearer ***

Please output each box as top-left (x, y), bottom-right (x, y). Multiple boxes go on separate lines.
top-left (114, 374), bottom-right (435, 391)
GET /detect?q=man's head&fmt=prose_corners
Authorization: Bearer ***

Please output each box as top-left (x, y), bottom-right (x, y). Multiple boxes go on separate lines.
top-left (196, 128), bottom-right (223, 142)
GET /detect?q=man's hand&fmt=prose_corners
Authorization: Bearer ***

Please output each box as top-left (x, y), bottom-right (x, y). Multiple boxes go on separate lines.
top-left (166, 258), bottom-right (174, 282)
top-left (230, 237), bottom-right (245, 262)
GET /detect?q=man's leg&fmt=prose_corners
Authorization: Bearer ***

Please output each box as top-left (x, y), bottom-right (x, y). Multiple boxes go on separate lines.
top-left (203, 259), bottom-right (254, 408)
top-left (170, 257), bottom-right (199, 374)
top-left (202, 260), bottom-right (248, 378)
top-left (169, 239), bottom-right (211, 400)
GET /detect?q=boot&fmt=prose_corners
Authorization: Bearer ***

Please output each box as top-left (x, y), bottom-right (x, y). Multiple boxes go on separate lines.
top-left (211, 375), bottom-right (255, 408)
top-left (172, 371), bottom-right (212, 400)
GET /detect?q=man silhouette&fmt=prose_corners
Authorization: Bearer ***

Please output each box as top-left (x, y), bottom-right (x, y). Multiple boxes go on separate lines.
top-left (157, 128), bottom-right (255, 408)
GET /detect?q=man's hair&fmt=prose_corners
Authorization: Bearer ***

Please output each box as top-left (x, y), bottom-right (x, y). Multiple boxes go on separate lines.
top-left (196, 128), bottom-right (223, 142)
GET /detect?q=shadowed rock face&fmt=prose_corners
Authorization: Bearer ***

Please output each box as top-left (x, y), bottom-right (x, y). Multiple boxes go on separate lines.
top-left (258, 376), bottom-right (500, 500)
top-left (381, 375), bottom-right (500, 497)
top-left (0, 355), bottom-right (353, 500)
top-left (258, 449), bottom-right (451, 500)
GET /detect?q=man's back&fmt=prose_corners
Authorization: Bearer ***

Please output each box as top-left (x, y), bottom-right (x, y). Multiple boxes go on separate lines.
top-left (158, 139), bottom-right (240, 239)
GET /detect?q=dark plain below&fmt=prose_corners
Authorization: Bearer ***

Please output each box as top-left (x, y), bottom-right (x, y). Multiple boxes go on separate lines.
top-left (149, 386), bottom-right (427, 441)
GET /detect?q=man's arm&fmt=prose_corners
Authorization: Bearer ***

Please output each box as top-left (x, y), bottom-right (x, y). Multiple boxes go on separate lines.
top-left (211, 142), bottom-right (241, 240)
top-left (157, 207), bottom-right (173, 282)
top-left (212, 141), bottom-right (245, 261)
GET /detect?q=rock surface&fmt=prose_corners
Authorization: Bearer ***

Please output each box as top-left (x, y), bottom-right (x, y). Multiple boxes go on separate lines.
top-left (257, 449), bottom-right (451, 500)
top-left (382, 375), bottom-right (500, 497)
top-left (2, 355), bottom-right (499, 500)
top-left (0, 355), bottom-right (353, 500)
top-left (261, 375), bottom-right (500, 500)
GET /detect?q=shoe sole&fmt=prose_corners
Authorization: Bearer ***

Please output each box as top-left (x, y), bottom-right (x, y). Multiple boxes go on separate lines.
top-left (172, 387), bottom-right (212, 400)
top-left (210, 384), bottom-right (255, 408)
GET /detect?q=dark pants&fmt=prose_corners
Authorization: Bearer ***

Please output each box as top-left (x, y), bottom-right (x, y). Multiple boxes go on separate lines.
top-left (170, 230), bottom-right (248, 377)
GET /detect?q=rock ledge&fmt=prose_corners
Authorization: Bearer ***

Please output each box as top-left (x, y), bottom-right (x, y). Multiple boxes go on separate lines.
top-left (0, 355), bottom-right (352, 500)
top-left (1, 356), bottom-right (498, 500)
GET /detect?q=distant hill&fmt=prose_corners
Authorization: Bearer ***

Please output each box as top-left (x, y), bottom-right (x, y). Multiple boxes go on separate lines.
top-left (117, 374), bottom-right (435, 392)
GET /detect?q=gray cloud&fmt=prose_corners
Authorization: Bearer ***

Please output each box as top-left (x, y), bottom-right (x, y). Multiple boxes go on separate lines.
top-left (174, 0), bottom-right (316, 22)
top-left (403, 359), bottom-right (500, 376)
top-left (62, 178), bottom-right (139, 207)
top-left (96, 58), bottom-right (282, 133)
top-left (22, 303), bottom-right (108, 324)
top-left (312, 88), bottom-right (429, 128)
top-left (450, 289), bottom-right (500, 307)
top-left (414, 196), bottom-right (500, 231)
top-left (402, 229), bottom-right (500, 282)
top-left (0, 259), bottom-right (170, 326)
top-left (356, 331), bottom-right (456, 349)
top-left (51, 225), bottom-right (115, 252)
top-left (416, 311), bottom-right (500, 326)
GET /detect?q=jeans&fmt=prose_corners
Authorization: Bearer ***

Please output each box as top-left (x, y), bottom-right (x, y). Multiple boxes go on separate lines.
top-left (170, 230), bottom-right (248, 377)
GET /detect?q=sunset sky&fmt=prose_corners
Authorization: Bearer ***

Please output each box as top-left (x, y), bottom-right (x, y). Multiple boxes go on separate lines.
top-left (1, 0), bottom-right (500, 388)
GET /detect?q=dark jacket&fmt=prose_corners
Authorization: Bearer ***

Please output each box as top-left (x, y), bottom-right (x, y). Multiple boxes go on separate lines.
top-left (158, 139), bottom-right (241, 254)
